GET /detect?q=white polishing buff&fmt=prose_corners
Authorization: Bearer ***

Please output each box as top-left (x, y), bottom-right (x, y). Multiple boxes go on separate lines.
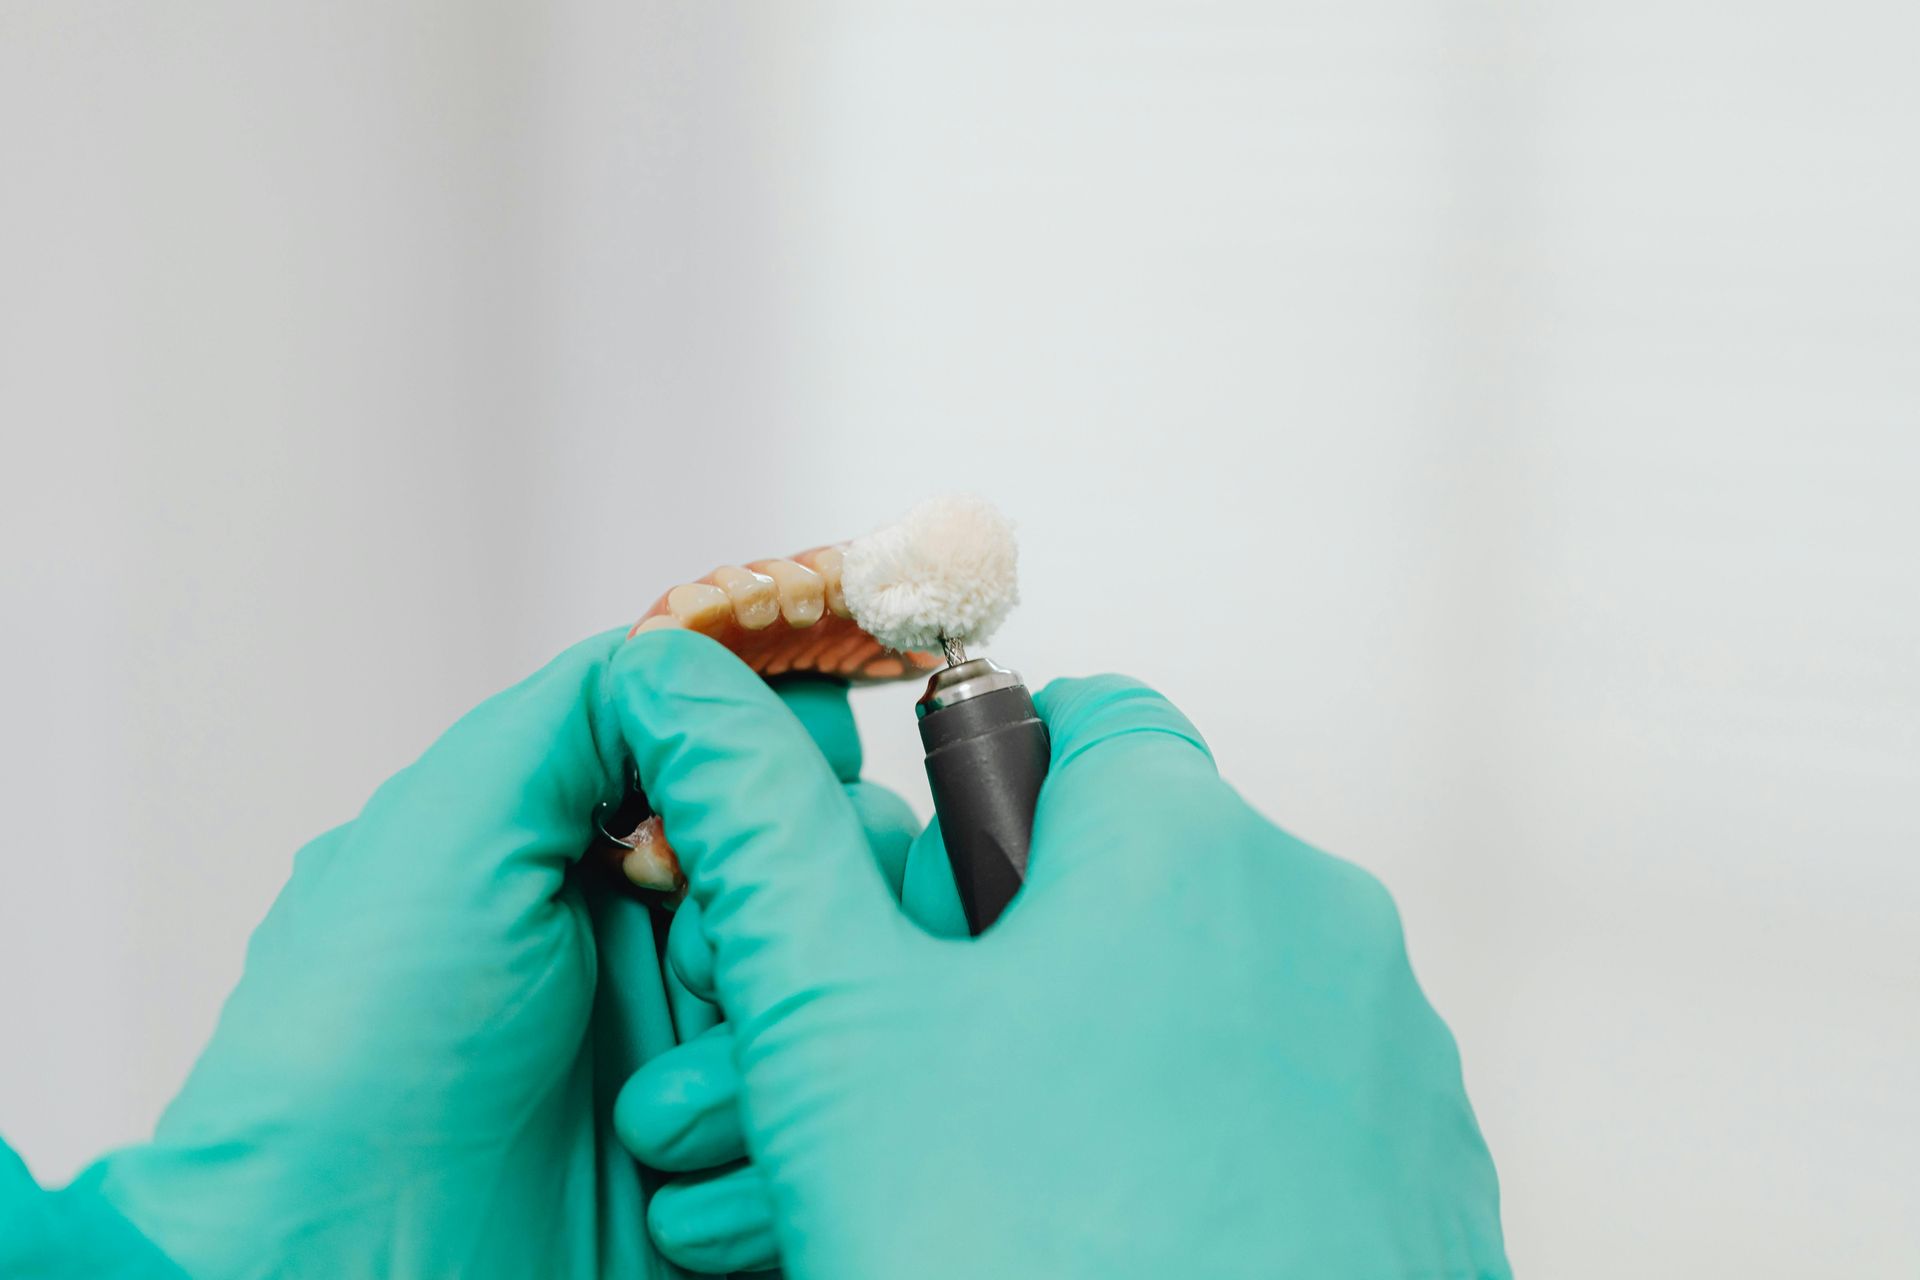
top-left (841, 495), bottom-right (1020, 652)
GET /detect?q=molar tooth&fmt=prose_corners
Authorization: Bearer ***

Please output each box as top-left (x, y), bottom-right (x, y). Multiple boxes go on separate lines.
top-left (711, 565), bottom-right (780, 630)
top-left (808, 546), bottom-right (852, 618)
top-left (666, 583), bottom-right (733, 635)
top-left (750, 559), bottom-right (826, 628)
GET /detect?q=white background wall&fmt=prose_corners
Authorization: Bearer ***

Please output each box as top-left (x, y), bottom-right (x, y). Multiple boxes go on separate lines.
top-left (3, 3), bottom-right (1915, 1274)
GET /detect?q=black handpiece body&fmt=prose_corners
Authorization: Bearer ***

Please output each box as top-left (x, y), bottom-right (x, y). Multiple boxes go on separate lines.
top-left (917, 660), bottom-right (1051, 934)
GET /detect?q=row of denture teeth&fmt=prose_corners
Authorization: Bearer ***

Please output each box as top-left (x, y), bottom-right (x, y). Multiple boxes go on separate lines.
top-left (630, 547), bottom-right (849, 637)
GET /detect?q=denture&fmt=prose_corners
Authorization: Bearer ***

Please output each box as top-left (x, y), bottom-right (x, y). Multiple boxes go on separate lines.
top-left (628, 545), bottom-right (949, 683)
top-left (597, 541), bottom-right (945, 893)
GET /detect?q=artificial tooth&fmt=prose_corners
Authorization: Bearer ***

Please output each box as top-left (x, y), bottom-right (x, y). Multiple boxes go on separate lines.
top-left (710, 565), bottom-right (781, 630)
top-left (667, 583), bottom-right (733, 634)
top-left (750, 559), bottom-right (826, 628)
top-left (808, 546), bottom-right (852, 618)
top-left (632, 614), bottom-right (685, 634)
top-left (619, 816), bottom-right (683, 891)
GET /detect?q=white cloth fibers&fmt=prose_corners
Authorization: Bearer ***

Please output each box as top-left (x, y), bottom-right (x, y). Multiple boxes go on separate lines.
top-left (841, 495), bottom-right (1019, 652)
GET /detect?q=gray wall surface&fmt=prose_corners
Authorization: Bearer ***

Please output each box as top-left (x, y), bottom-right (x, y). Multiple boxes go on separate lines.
top-left (3, 4), bottom-right (1915, 1273)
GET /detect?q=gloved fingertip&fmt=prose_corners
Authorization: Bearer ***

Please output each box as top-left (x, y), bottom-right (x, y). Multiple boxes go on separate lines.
top-left (666, 963), bottom-right (721, 1042)
top-left (665, 898), bottom-right (718, 1005)
top-left (1035, 674), bottom-right (1215, 772)
top-left (899, 817), bottom-right (971, 939)
top-left (606, 629), bottom-right (748, 724)
top-left (646, 1166), bottom-right (780, 1275)
top-left (613, 1027), bottom-right (741, 1172)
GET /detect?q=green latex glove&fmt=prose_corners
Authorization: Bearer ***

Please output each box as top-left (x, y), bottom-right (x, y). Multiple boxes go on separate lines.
top-left (616, 726), bottom-right (957, 1274)
top-left (617, 740), bottom-right (943, 1275)
top-left (69, 631), bottom-right (914, 1280)
top-left (610, 631), bottom-right (1510, 1279)
top-left (0, 1140), bottom-right (184, 1279)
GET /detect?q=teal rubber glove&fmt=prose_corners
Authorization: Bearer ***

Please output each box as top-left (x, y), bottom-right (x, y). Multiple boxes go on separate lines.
top-left (55, 631), bottom-right (914, 1279)
top-left (609, 631), bottom-right (1510, 1279)
top-left (0, 1140), bottom-right (184, 1279)
top-left (616, 721), bottom-right (958, 1274)
top-left (616, 733), bottom-right (944, 1275)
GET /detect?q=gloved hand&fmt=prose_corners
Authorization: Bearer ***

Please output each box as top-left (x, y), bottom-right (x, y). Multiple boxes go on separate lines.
top-left (614, 704), bottom-right (962, 1275)
top-left (61, 630), bottom-right (917, 1280)
top-left (610, 631), bottom-right (1510, 1279)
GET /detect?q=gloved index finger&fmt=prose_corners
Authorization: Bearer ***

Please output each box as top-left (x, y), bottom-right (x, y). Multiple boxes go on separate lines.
top-left (607, 630), bottom-right (908, 1024)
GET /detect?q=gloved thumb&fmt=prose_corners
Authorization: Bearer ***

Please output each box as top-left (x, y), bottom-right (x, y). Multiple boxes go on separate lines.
top-left (607, 630), bottom-right (909, 1025)
top-left (1017, 674), bottom-right (1221, 896)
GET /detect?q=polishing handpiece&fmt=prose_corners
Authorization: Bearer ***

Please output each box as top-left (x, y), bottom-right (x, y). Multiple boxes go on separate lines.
top-left (916, 652), bottom-right (1050, 933)
top-left (841, 495), bottom-right (1044, 934)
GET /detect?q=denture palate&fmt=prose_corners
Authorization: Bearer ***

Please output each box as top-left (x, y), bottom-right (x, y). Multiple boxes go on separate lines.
top-left (604, 543), bottom-right (942, 893)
